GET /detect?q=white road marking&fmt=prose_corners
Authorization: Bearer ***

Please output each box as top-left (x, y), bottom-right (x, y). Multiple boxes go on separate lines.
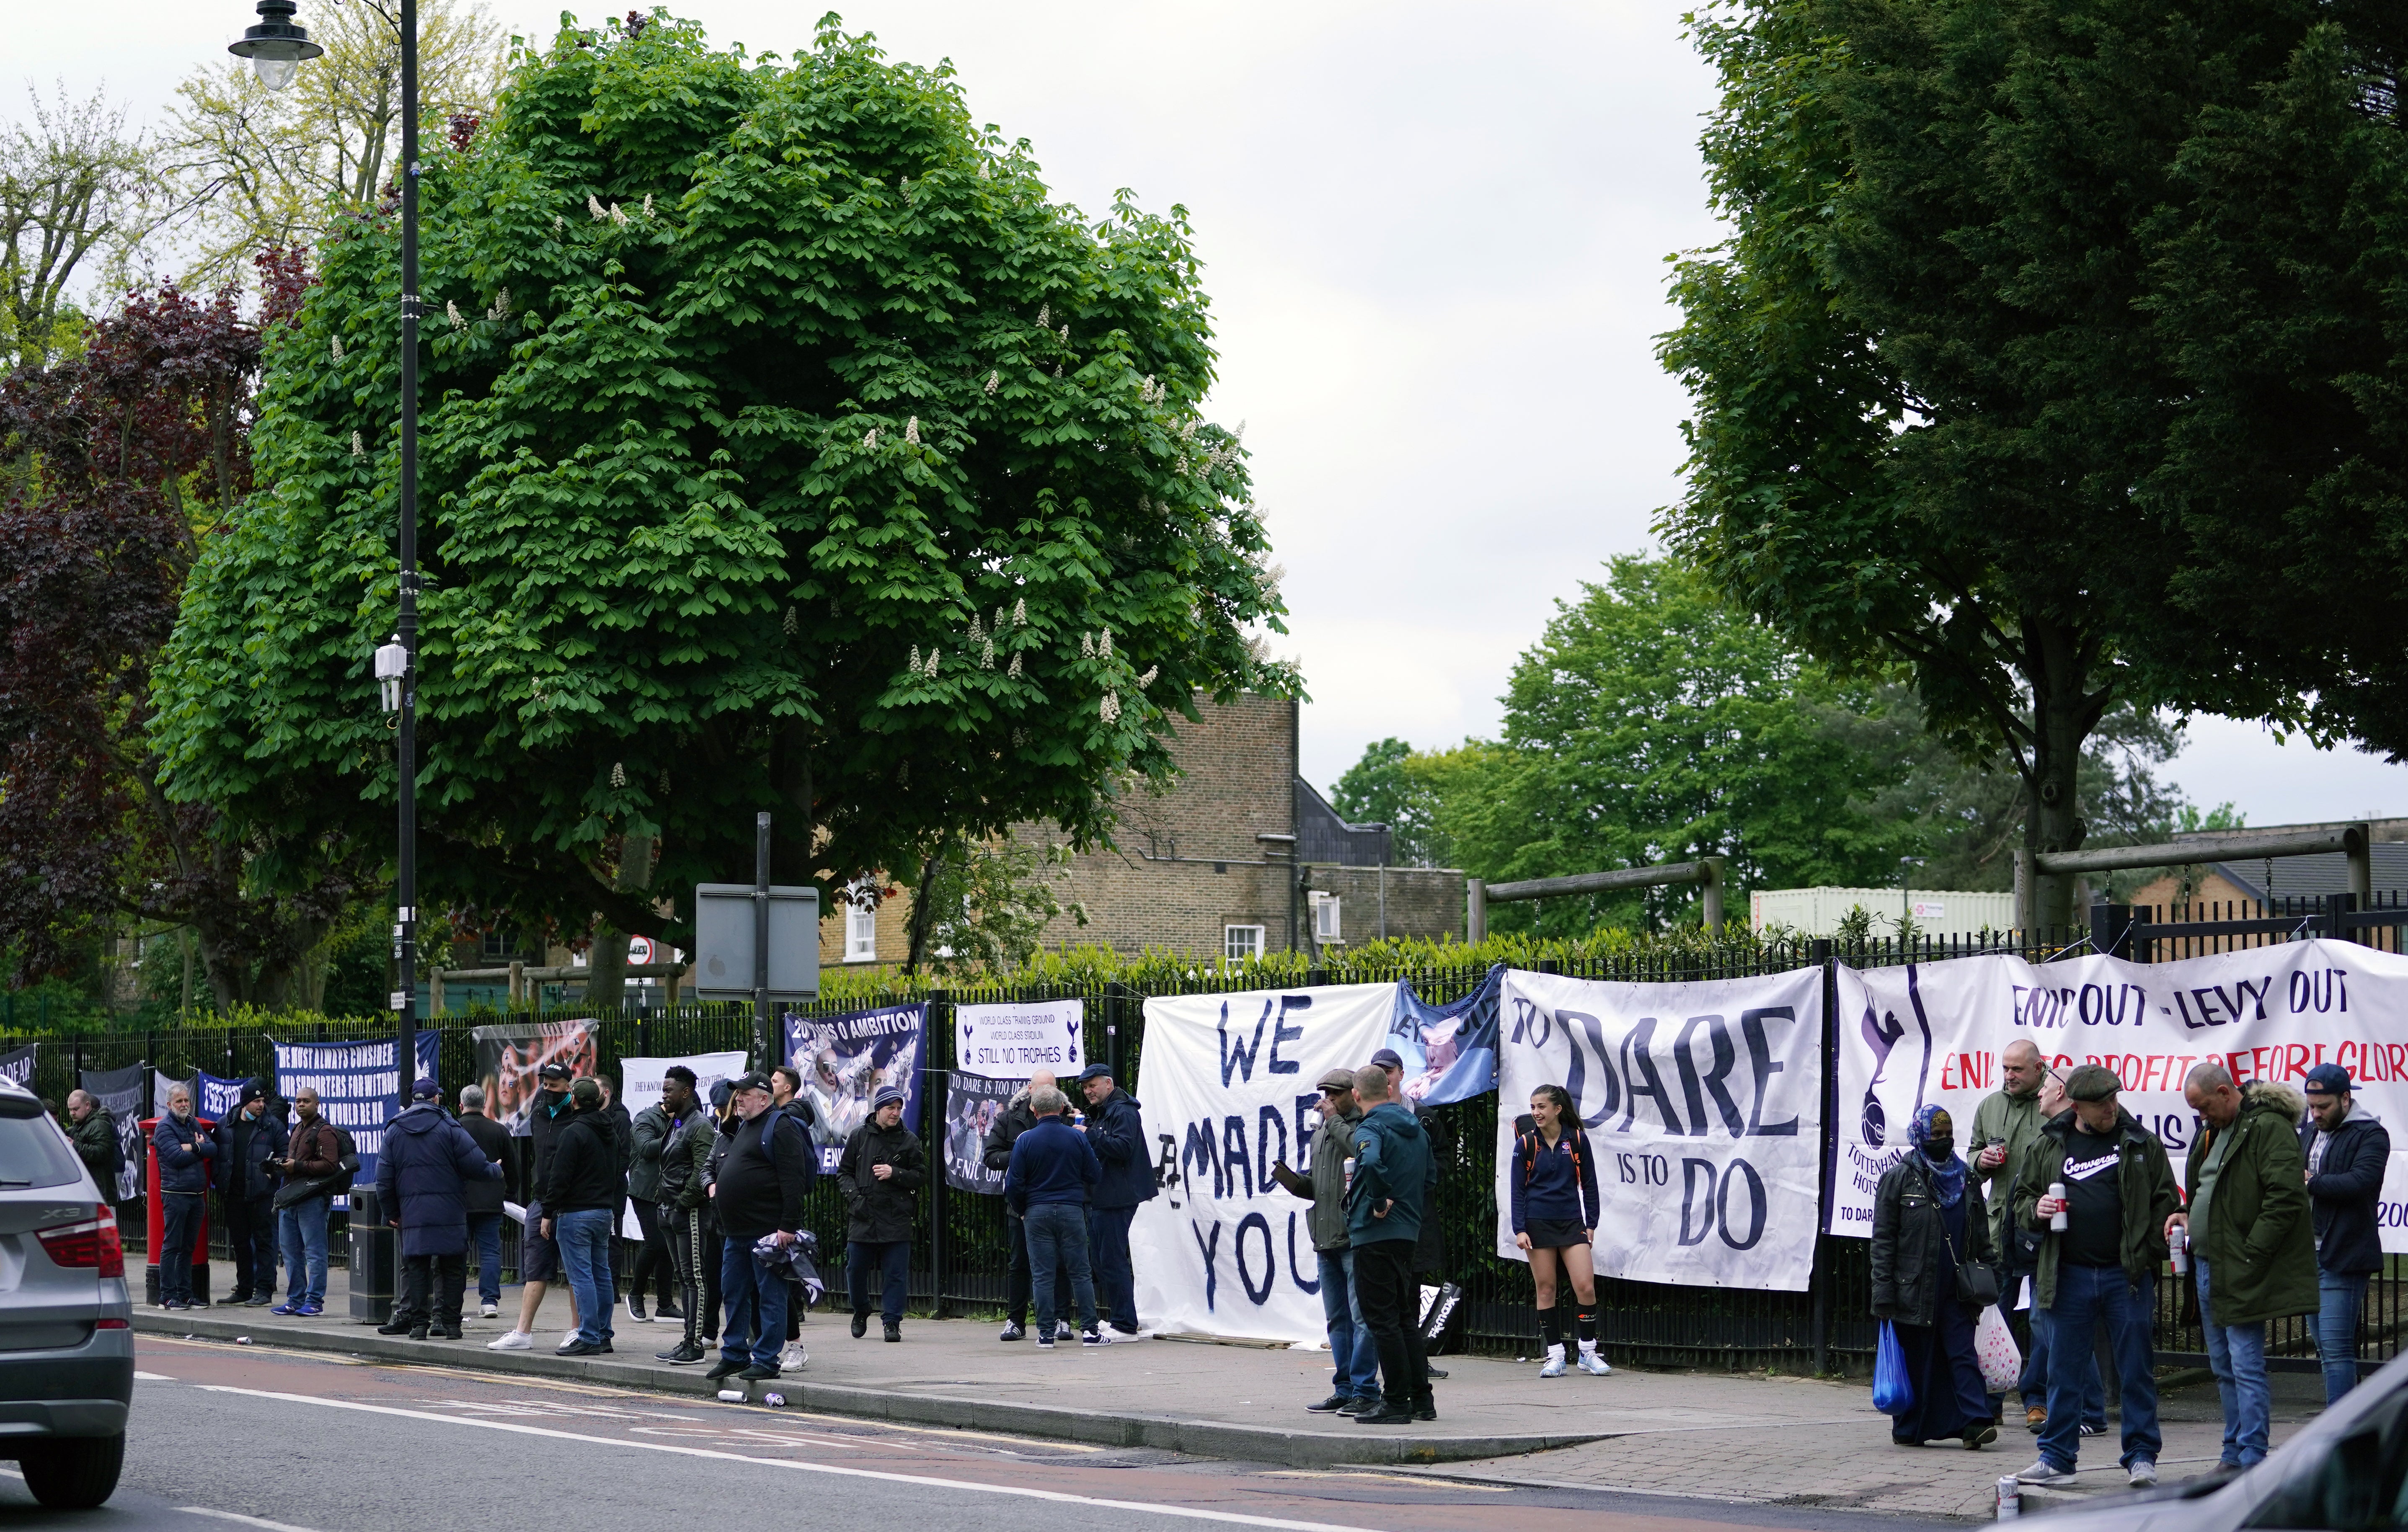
top-left (195, 1386), bottom-right (1375, 1532)
top-left (176, 1511), bottom-right (323, 1532)
top-left (134, 1370), bottom-right (178, 1381)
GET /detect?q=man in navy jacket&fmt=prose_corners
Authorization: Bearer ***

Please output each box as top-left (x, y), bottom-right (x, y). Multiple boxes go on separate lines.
top-left (1078, 1063), bottom-right (1156, 1338)
top-left (1006, 1086), bottom-right (1104, 1345)
top-left (152, 1084), bottom-right (215, 1310)
top-left (2300, 1064), bottom-right (2391, 1404)
top-left (376, 1077), bottom-right (503, 1341)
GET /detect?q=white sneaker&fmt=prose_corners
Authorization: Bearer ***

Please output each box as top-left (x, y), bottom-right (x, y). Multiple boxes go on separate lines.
top-left (1538, 1343), bottom-right (1567, 1378)
top-left (1055, 1321), bottom-right (1075, 1341)
top-left (486, 1330), bottom-right (533, 1351)
top-left (1576, 1345), bottom-right (1612, 1376)
top-left (780, 1343), bottom-right (807, 1371)
top-left (2128, 1460), bottom-right (2157, 1488)
top-left (480, 1302), bottom-right (500, 1319)
top-left (2017, 1460), bottom-right (2076, 1485)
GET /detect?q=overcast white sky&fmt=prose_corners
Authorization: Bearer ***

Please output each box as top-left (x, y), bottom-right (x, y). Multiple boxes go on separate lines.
top-left (19, 0), bottom-right (2408, 833)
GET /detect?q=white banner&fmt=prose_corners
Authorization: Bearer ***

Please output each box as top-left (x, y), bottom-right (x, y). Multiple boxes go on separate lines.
top-left (1130, 983), bottom-right (1400, 1344)
top-left (616, 1051), bottom-right (747, 1238)
top-left (1830, 941), bottom-right (2408, 1248)
top-left (954, 998), bottom-right (1085, 1080)
top-left (1496, 967), bottom-right (1825, 1292)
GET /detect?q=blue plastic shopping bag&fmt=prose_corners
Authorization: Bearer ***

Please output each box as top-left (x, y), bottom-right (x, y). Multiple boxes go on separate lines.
top-left (1871, 1319), bottom-right (1916, 1415)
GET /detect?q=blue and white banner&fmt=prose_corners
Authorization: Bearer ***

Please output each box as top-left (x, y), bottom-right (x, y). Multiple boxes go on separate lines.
top-left (1496, 966), bottom-right (1826, 1292)
top-left (1387, 965), bottom-right (1503, 1107)
top-left (271, 1034), bottom-right (440, 1198)
top-left (953, 998), bottom-right (1083, 1080)
top-left (782, 1004), bottom-right (926, 1174)
top-left (1130, 983), bottom-right (1398, 1344)
top-left (152, 1068), bottom-right (253, 1124)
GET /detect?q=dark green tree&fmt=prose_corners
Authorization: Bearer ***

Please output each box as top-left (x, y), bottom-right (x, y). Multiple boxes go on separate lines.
top-left (152, 12), bottom-right (1292, 965)
top-left (1331, 738), bottom-right (1446, 868)
top-left (1659, 0), bottom-right (2400, 924)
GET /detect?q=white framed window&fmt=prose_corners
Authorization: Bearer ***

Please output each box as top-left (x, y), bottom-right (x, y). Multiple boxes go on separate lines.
top-left (846, 881), bottom-right (878, 962)
top-left (1311, 892), bottom-right (1343, 943)
top-left (1225, 924), bottom-right (1264, 962)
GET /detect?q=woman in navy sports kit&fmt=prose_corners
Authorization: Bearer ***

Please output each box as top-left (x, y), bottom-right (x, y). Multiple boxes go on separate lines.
top-left (1511, 1085), bottom-right (1611, 1377)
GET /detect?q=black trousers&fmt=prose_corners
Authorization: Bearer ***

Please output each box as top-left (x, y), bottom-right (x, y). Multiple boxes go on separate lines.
top-left (674, 1208), bottom-right (723, 1342)
top-left (399, 1252), bottom-right (466, 1331)
top-left (222, 1192), bottom-right (276, 1300)
top-left (1354, 1239), bottom-right (1430, 1412)
top-left (630, 1199), bottom-right (675, 1305)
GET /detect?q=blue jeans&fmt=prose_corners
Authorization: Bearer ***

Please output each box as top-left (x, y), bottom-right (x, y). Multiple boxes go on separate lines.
top-left (468, 1212), bottom-right (503, 1305)
top-left (1318, 1248), bottom-right (1380, 1397)
top-left (2020, 1301), bottom-right (2105, 1426)
top-left (719, 1234), bottom-right (789, 1369)
top-left (1023, 1203), bottom-right (1096, 1335)
top-left (278, 1197), bottom-right (330, 1305)
top-left (2040, 1265), bottom-right (2160, 1472)
top-left (555, 1208), bottom-right (617, 1346)
top-left (2196, 1259), bottom-right (2270, 1467)
top-left (847, 1239), bottom-right (911, 1323)
top-left (1090, 1204), bottom-right (1138, 1333)
top-left (158, 1194), bottom-right (205, 1303)
top-left (2317, 1270), bottom-right (2369, 1406)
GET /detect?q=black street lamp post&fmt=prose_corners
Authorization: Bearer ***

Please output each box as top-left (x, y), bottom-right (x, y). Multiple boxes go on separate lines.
top-left (233, 0), bottom-right (421, 1113)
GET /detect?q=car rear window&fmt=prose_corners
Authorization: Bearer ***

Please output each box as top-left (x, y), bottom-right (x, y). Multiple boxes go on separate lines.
top-left (0, 1114), bottom-right (85, 1189)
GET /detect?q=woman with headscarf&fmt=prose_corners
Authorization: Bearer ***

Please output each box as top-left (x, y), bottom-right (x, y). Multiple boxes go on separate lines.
top-left (1870, 1104), bottom-right (1998, 1449)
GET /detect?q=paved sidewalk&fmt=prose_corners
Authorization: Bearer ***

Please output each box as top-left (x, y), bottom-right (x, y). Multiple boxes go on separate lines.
top-left (138, 1273), bottom-right (2318, 1514)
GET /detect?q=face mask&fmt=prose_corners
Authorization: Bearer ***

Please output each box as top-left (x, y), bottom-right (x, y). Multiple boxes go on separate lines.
top-left (1924, 1137), bottom-right (1955, 1162)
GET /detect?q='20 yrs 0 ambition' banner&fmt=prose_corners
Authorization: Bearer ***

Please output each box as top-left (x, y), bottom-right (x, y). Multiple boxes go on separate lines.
top-left (1830, 940), bottom-right (2408, 1248)
top-left (1130, 983), bottom-right (1398, 1344)
top-left (1496, 967), bottom-right (1826, 1292)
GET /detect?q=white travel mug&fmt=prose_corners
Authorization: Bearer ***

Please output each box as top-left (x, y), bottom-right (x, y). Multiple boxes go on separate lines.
top-left (2048, 1181), bottom-right (2068, 1232)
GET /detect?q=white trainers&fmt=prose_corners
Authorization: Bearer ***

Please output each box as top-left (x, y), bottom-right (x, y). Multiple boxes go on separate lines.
top-left (480, 1302), bottom-right (500, 1319)
top-left (779, 1343), bottom-right (808, 1371)
top-left (1538, 1343), bottom-right (1567, 1378)
top-left (2128, 1460), bottom-right (2157, 1488)
top-left (486, 1330), bottom-right (533, 1351)
top-left (1576, 1345), bottom-right (1613, 1376)
top-left (2017, 1460), bottom-right (2076, 1485)
top-left (1055, 1321), bottom-right (1075, 1341)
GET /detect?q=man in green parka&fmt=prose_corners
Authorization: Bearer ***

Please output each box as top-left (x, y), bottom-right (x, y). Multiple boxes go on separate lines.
top-left (2168, 1065), bottom-right (2317, 1472)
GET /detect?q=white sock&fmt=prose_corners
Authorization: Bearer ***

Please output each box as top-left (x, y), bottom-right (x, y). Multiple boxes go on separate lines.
top-left (1545, 1342), bottom-right (1565, 1360)
top-left (1579, 1338), bottom-right (1598, 1356)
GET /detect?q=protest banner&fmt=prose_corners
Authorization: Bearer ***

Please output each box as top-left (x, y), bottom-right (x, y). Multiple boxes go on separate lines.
top-left (942, 1073), bottom-right (1020, 1194)
top-left (1831, 940), bottom-right (2408, 1248)
top-left (0, 1044), bottom-right (33, 1090)
top-left (953, 998), bottom-right (1084, 1080)
top-left (80, 1064), bottom-right (147, 1203)
top-left (1387, 965), bottom-right (1502, 1106)
top-left (1128, 983), bottom-right (1397, 1344)
top-left (271, 1034), bottom-right (440, 1206)
top-left (1496, 966), bottom-right (1825, 1292)
top-left (470, 1021), bottom-right (600, 1136)
top-left (782, 1003), bottom-right (926, 1173)
top-left (150, 1068), bottom-right (251, 1124)
top-left (615, 1051), bottom-right (747, 1235)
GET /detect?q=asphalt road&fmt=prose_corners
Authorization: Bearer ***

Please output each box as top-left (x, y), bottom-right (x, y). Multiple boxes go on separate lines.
top-left (0, 1337), bottom-right (1947, 1532)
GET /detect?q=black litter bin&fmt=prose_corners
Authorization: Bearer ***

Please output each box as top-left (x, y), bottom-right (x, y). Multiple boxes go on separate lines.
top-left (347, 1185), bottom-right (397, 1324)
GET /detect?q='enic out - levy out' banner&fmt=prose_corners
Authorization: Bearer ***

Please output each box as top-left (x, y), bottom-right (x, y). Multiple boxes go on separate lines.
top-left (1830, 940), bottom-right (2408, 1248)
top-left (1495, 967), bottom-right (1827, 1292)
top-left (1130, 983), bottom-right (1399, 1345)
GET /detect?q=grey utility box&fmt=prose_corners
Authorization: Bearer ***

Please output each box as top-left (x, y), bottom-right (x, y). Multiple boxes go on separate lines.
top-left (691, 883), bottom-right (821, 998)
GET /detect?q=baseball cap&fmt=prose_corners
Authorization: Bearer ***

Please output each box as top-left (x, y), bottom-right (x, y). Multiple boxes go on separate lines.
top-left (2064, 1064), bottom-right (2122, 1102)
top-left (411, 1076), bottom-right (442, 1101)
top-left (1076, 1063), bottom-right (1114, 1083)
top-left (1316, 1067), bottom-right (1356, 1091)
top-left (1369, 1048), bottom-right (1404, 1070)
top-left (537, 1061), bottom-right (573, 1082)
top-left (2304, 1063), bottom-right (2352, 1096)
top-left (729, 1070), bottom-right (773, 1094)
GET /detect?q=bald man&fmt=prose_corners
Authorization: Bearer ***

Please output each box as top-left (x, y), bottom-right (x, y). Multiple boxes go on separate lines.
top-left (1970, 1039), bottom-right (2049, 1424)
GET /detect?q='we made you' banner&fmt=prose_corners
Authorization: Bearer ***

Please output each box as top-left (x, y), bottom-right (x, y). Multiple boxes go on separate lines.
top-left (1832, 940), bottom-right (2408, 1249)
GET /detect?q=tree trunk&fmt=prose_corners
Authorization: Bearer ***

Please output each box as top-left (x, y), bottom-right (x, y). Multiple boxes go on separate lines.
top-left (903, 846), bottom-right (945, 975)
top-left (2018, 617), bottom-right (2104, 931)
top-left (584, 831), bottom-right (656, 1014)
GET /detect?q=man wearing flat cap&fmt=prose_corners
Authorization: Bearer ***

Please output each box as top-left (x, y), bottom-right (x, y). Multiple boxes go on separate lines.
top-left (1272, 1066), bottom-right (1380, 1414)
top-left (2013, 1063), bottom-right (2181, 1491)
top-left (2300, 1063), bottom-right (2389, 1404)
top-left (1077, 1062), bottom-right (1157, 1338)
top-left (838, 1083), bottom-right (924, 1343)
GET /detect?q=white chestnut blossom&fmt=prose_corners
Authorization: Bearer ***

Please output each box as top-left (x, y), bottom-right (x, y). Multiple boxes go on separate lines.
top-left (1008, 653), bottom-right (1023, 678)
top-left (967, 614), bottom-right (984, 644)
top-left (1099, 628), bottom-right (1113, 658)
top-left (904, 415), bottom-right (921, 446)
top-left (446, 301), bottom-right (465, 330)
top-left (610, 762), bottom-right (627, 787)
top-left (642, 192), bottom-right (654, 218)
top-left (1037, 302), bottom-right (1050, 328)
top-left (984, 371), bottom-right (999, 395)
top-left (1100, 691), bottom-right (1121, 725)
top-left (1138, 666), bottom-right (1158, 688)
top-left (783, 605), bottom-right (799, 636)
top-left (981, 639), bottom-right (996, 669)
top-left (924, 648), bottom-right (941, 677)
top-left (863, 428), bottom-right (878, 449)
top-left (330, 336), bottom-right (344, 362)
top-left (1012, 598), bottom-right (1027, 627)
top-left (609, 202), bottom-right (628, 226)
top-left (1080, 632), bottom-right (1095, 658)
top-left (908, 645), bottom-right (922, 672)
top-left (351, 431), bottom-right (364, 458)
top-left (487, 287), bottom-right (511, 322)
top-left (588, 194), bottom-right (607, 221)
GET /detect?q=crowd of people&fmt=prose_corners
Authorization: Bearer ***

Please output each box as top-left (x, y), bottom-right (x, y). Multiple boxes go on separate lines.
top-left (1868, 1042), bottom-right (2390, 1489)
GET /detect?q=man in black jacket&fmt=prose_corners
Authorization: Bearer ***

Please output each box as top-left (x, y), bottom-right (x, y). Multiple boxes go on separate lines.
top-left (1078, 1064), bottom-right (1155, 1338)
top-left (708, 1071), bottom-right (814, 1382)
top-left (457, 1085), bottom-right (517, 1320)
top-left (539, 1078), bottom-right (621, 1357)
top-left (982, 1070), bottom-right (1059, 1341)
top-left (840, 1085), bottom-right (925, 1343)
top-left (2301, 1063), bottom-right (2391, 1404)
top-left (489, 1062), bottom-right (577, 1351)
top-left (653, 1068), bottom-right (719, 1364)
top-left (210, 1081), bottom-right (286, 1306)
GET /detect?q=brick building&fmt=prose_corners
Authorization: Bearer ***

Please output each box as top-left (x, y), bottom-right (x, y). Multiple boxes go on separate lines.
top-left (820, 693), bottom-right (1468, 967)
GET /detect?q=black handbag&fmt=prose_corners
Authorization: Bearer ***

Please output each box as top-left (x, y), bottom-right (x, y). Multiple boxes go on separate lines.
top-left (1927, 1162), bottom-right (2000, 1308)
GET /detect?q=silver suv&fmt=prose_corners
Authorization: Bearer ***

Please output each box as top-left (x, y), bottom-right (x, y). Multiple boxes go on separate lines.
top-left (0, 1078), bottom-right (131, 1508)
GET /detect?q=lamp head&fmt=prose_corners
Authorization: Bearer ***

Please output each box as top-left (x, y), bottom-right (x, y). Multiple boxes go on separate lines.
top-left (228, 0), bottom-right (323, 92)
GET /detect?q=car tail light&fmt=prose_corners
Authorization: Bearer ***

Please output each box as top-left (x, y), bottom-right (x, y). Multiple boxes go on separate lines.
top-left (37, 1208), bottom-right (124, 1278)
top-left (95, 1318), bottom-right (128, 1330)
